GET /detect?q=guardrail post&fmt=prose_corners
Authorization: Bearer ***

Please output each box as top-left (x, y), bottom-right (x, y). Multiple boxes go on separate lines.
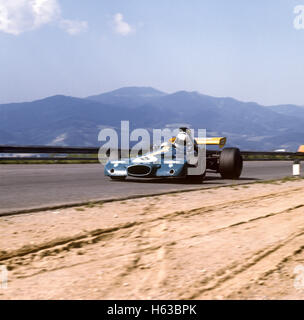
top-left (293, 160), bottom-right (301, 176)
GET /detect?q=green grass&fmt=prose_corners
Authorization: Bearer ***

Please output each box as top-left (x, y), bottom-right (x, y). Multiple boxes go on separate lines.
top-left (0, 153), bottom-right (105, 164)
top-left (244, 155), bottom-right (304, 161)
top-left (0, 159), bottom-right (100, 165)
top-left (255, 176), bottom-right (304, 185)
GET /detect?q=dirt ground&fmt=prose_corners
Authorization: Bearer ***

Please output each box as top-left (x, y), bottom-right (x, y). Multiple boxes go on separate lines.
top-left (1, 178), bottom-right (304, 300)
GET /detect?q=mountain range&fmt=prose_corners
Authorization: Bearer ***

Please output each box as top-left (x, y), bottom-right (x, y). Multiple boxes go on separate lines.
top-left (1, 86), bottom-right (304, 151)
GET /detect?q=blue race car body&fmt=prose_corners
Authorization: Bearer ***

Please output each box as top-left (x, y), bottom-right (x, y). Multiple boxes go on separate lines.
top-left (104, 127), bottom-right (243, 182)
top-left (104, 144), bottom-right (187, 179)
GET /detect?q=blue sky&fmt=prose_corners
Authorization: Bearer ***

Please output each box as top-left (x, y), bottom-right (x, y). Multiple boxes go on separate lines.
top-left (0, 0), bottom-right (304, 105)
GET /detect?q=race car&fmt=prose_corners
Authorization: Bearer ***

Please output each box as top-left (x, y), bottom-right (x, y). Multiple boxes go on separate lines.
top-left (104, 128), bottom-right (243, 183)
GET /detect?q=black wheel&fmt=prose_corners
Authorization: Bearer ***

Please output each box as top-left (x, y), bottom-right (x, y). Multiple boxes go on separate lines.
top-left (110, 176), bottom-right (126, 181)
top-left (185, 172), bottom-right (206, 184)
top-left (219, 148), bottom-right (243, 179)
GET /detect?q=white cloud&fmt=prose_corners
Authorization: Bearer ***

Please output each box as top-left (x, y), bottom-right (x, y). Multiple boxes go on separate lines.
top-left (0, 0), bottom-right (60, 35)
top-left (0, 0), bottom-right (88, 35)
top-left (31, 0), bottom-right (60, 26)
top-left (113, 13), bottom-right (134, 36)
top-left (60, 19), bottom-right (87, 35)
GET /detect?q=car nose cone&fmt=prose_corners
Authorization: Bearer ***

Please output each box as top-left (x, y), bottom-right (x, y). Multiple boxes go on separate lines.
top-left (127, 165), bottom-right (152, 177)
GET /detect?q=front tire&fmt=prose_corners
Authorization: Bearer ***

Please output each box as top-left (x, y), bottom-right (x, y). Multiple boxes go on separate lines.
top-left (219, 148), bottom-right (243, 179)
top-left (185, 172), bottom-right (206, 184)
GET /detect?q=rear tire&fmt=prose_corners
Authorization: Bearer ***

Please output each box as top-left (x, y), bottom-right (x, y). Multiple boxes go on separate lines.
top-left (219, 148), bottom-right (243, 179)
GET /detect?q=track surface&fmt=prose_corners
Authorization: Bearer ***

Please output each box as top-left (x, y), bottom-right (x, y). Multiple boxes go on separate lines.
top-left (2, 179), bottom-right (304, 299)
top-left (0, 161), bottom-right (298, 214)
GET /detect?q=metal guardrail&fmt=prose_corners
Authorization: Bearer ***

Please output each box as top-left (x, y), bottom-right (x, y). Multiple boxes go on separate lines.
top-left (0, 157), bottom-right (98, 161)
top-left (0, 145), bottom-right (304, 161)
top-left (0, 145), bottom-right (126, 162)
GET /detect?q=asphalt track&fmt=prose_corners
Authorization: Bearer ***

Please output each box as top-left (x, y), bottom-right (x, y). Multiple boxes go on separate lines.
top-left (0, 161), bottom-right (301, 215)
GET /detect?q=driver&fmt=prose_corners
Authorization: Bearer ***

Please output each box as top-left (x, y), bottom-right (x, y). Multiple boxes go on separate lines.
top-left (173, 128), bottom-right (198, 152)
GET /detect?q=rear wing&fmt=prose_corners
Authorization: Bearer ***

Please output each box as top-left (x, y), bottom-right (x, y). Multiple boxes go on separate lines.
top-left (195, 137), bottom-right (227, 148)
top-left (169, 136), bottom-right (227, 148)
